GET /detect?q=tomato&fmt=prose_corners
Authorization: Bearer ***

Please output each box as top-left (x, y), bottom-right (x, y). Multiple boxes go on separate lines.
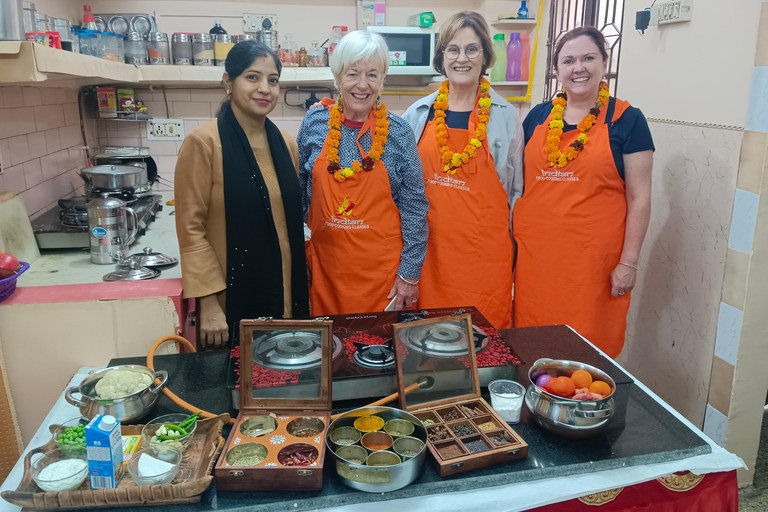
top-left (0, 253), bottom-right (19, 279)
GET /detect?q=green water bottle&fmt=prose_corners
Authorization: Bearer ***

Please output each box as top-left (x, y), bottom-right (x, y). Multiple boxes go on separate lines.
top-left (491, 34), bottom-right (507, 82)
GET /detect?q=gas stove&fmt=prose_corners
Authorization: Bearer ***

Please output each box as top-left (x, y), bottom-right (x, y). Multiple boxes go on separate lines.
top-left (228, 306), bottom-right (521, 406)
top-left (31, 193), bottom-right (163, 249)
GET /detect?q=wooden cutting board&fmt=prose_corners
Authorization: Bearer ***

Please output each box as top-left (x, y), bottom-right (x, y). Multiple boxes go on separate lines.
top-left (0, 192), bottom-right (40, 264)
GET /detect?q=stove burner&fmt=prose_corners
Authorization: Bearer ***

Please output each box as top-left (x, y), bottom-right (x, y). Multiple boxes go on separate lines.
top-left (253, 331), bottom-right (342, 371)
top-left (400, 320), bottom-right (490, 358)
top-left (352, 341), bottom-right (395, 369)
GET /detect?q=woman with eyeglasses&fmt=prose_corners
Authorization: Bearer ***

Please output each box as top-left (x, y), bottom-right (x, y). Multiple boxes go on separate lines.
top-left (402, 11), bottom-right (523, 328)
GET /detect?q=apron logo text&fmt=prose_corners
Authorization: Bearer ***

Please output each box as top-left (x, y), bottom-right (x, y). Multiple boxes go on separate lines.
top-left (537, 169), bottom-right (579, 181)
top-left (427, 173), bottom-right (470, 191)
top-left (325, 217), bottom-right (370, 230)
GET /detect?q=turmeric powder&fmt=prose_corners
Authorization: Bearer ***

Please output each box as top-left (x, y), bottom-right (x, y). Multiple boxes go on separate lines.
top-left (354, 415), bottom-right (385, 432)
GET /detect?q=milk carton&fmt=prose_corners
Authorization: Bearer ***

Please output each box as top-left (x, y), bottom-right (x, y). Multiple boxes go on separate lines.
top-left (85, 414), bottom-right (124, 488)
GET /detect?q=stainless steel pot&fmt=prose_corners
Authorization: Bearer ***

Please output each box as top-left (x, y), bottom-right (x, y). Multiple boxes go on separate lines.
top-left (80, 165), bottom-right (149, 193)
top-left (524, 358), bottom-right (616, 439)
top-left (65, 365), bottom-right (169, 423)
top-left (327, 406), bottom-right (427, 492)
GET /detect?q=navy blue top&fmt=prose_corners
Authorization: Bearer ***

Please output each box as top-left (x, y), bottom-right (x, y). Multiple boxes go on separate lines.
top-left (522, 98), bottom-right (655, 180)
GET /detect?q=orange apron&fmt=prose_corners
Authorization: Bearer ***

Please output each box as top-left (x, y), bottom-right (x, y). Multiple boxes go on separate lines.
top-left (306, 111), bottom-right (403, 316)
top-left (513, 99), bottom-right (631, 357)
top-left (417, 104), bottom-right (513, 328)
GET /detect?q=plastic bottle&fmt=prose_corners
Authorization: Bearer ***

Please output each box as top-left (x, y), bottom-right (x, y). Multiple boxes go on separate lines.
top-left (520, 33), bottom-right (531, 81)
top-left (82, 5), bottom-right (97, 31)
top-left (491, 34), bottom-right (507, 83)
top-left (209, 19), bottom-right (227, 35)
top-left (506, 33), bottom-right (523, 82)
top-left (518, 1), bottom-right (529, 19)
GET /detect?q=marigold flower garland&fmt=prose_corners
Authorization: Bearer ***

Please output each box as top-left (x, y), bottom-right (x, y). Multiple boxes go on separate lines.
top-left (326, 95), bottom-right (389, 183)
top-left (546, 81), bottom-right (610, 169)
top-left (434, 78), bottom-right (491, 174)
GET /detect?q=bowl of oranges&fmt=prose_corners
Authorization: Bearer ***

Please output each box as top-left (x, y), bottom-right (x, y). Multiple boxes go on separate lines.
top-left (524, 359), bottom-right (616, 439)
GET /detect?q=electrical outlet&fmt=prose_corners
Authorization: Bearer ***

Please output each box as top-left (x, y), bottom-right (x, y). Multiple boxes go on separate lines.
top-left (243, 14), bottom-right (277, 33)
top-left (148, 119), bottom-right (185, 140)
top-left (656, 0), bottom-right (692, 25)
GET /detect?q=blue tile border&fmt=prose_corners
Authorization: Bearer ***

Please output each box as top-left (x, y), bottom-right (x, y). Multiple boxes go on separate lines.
top-left (728, 189), bottom-right (760, 253)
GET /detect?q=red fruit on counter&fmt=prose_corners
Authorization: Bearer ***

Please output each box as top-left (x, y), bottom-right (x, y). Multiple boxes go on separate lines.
top-left (0, 252), bottom-right (20, 279)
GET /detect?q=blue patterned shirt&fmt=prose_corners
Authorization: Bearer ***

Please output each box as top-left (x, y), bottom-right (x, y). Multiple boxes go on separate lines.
top-left (297, 107), bottom-right (429, 280)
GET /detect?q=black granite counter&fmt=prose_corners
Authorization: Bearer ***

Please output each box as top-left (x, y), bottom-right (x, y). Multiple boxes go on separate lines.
top-left (104, 325), bottom-right (709, 512)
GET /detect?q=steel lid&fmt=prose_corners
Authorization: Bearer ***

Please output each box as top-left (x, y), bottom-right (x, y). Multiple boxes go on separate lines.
top-left (128, 246), bottom-right (178, 267)
top-left (87, 192), bottom-right (128, 209)
top-left (103, 260), bottom-right (161, 281)
top-left (84, 164), bottom-right (144, 175)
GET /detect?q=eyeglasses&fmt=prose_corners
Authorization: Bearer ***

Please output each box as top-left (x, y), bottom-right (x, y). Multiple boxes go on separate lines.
top-left (443, 45), bottom-right (483, 61)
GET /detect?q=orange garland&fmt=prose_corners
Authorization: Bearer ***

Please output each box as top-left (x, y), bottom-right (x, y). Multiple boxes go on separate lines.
top-left (434, 78), bottom-right (491, 174)
top-left (546, 81), bottom-right (610, 169)
top-left (326, 96), bottom-right (389, 183)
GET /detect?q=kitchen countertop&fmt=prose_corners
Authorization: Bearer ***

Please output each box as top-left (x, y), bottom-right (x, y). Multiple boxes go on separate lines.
top-left (16, 199), bottom-right (180, 287)
top-left (0, 326), bottom-right (743, 512)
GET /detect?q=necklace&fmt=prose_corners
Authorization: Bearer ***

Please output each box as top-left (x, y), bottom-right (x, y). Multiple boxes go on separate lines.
top-left (546, 81), bottom-right (610, 168)
top-left (434, 78), bottom-right (491, 174)
top-left (326, 96), bottom-right (389, 183)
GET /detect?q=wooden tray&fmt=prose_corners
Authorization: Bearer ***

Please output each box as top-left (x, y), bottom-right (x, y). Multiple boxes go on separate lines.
top-left (1, 414), bottom-right (228, 510)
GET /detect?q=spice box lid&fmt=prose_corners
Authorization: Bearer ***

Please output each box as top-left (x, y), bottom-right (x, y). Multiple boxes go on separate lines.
top-left (239, 318), bottom-right (333, 412)
top-left (393, 313), bottom-right (481, 412)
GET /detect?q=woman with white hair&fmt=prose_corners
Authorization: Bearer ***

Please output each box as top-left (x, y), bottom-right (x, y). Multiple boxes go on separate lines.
top-left (297, 30), bottom-right (429, 315)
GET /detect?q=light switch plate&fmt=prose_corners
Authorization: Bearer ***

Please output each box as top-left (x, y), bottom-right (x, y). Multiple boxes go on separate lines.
top-left (656, 0), bottom-right (692, 25)
top-left (243, 14), bottom-right (277, 33)
top-left (148, 119), bottom-right (185, 140)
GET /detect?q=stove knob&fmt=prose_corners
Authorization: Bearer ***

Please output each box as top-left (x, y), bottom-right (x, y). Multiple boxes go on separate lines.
top-left (137, 227), bottom-right (146, 236)
top-left (156, 203), bottom-right (163, 212)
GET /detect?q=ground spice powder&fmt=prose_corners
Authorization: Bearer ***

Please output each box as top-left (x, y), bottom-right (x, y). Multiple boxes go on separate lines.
top-left (354, 416), bottom-right (385, 432)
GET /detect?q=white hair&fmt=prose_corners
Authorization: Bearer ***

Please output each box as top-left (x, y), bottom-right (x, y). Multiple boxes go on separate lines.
top-left (330, 30), bottom-right (389, 82)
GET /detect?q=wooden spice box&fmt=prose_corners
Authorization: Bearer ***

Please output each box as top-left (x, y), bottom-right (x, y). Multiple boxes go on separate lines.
top-left (393, 314), bottom-right (528, 477)
top-left (214, 319), bottom-right (333, 491)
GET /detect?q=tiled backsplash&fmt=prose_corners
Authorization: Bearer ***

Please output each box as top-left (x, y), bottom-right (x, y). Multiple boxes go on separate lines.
top-left (0, 86), bottom-right (96, 219)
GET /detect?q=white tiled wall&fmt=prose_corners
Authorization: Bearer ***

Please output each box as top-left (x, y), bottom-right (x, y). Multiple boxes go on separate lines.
top-left (0, 86), bottom-right (95, 219)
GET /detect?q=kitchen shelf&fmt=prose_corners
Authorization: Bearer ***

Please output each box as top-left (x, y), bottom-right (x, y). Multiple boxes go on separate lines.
top-left (490, 81), bottom-right (529, 86)
top-left (0, 41), bottom-right (335, 88)
top-left (491, 19), bottom-right (539, 29)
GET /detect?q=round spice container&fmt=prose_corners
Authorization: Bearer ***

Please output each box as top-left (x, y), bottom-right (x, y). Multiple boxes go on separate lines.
top-left (225, 443), bottom-right (268, 466)
top-left (365, 450), bottom-right (401, 467)
top-left (124, 32), bottom-right (147, 65)
top-left (336, 445), bottom-right (368, 465)
top-left (329, 426), bottom-right (361, 449)
top-left (193, 33), bottom-right (214, 66)
top-left (277, 443), bottom-right (318, 466)
top-left (171, 33), bottom-right (193, 65)
top-left (392, 436), bottom-right (425, 461)
top-left (286, 417), bottom-right (325, 438)
top-left (213, 34), bottom-right (235, 66)
top-left (146, 33), bottom-right (170, 64)
top-left (361, 431), bottom-right (393, 454)
top-left (353, 415), bottom-right (384, 433)
top-left (383, 419), bottom-right (415, 438)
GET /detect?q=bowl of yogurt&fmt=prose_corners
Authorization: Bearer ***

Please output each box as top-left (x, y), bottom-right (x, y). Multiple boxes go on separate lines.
top-left (30, 448), bottom-right (88, 492)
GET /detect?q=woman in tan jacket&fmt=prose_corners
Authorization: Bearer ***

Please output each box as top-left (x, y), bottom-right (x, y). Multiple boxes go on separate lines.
top-left (175, 41), bottom-right (309, 349)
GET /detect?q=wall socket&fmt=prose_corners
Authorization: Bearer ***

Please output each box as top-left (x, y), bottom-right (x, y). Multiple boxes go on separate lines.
top-left (654, 0), bottom-right (692, 25)
top-left (243, 14), bottom-right (278, 33)
top-left (148, 119), bottom-right (185, 140)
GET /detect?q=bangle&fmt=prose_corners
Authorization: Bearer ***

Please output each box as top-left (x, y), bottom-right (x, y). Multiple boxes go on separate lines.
top-left (619, 262), bottom-right (638, 271)
top-left (398, 274), bottom-right (419, 285)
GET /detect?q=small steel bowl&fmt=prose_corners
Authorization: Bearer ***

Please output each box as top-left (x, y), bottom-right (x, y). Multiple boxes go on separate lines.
top-left (392, 436), bottom-right (425, 460)
top-left (336, 445), bottom-right (368, 465)
top-left (366, 450), bottom-right (401, 466)
top-left (329, 426), bottom-right (362, 450)
top-left (361, 431), bottom-right (393, 454)
top-left (383, 419), bottom-right (415, 438)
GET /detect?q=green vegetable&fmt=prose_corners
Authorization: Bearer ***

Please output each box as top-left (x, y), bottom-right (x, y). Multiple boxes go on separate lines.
top-left (164, 423), bottom-right (188, 435)
top-left (158, 434), bottom-right (184, 441)
top-left (179, 412), bottom-right (201, 430)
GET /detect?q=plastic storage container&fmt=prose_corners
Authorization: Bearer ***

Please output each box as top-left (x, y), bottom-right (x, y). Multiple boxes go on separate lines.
top-left (307, 40), bottom-right (327, 67)
top-left (147, 32), bottom-right (170, 64)
top-left (172, 33), bottom-right (193, 65)
top-left (506, 33), bottom-right (523, 82)
top-left (69, 27), bottom-right (80, 54)
top-left (193, 33), bottom-right (214, 65)
top-left (279, 33), bottom-right (298, 67)
top-left (490, 34), bottom-right (506, 82)
top-left (213, 33), bottom-right (234, 66)
top-left (78, 31), bottom-right (100, 58)
top-left (124, 31), bottom-right (147, 64)
top-left (520, 33), bottom-right (531, 81)
top-left (101, 32), bottom-right (118, 61)
top-left (23, 2), bottom-right (37, 34)
top-left (115, 34), bottom-right (124, 62)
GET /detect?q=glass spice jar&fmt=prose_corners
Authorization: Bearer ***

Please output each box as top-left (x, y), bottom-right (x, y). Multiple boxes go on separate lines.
top-left (172, 33), bottom-right (193, 65)
top-left (307, 40), bottom-right (327, 67)
top-left (124, 31), bottom-right (147, 65)
top-left (279, 33), bottom-right (298, 67)
top-left (193, 33), bottom-right (214, 66)
top-left (213, 34), bottom-right (234, 66)
top-left (147, 32), bottom-right (170, 64)
top-left (298, 46), bottom-right (308, 67)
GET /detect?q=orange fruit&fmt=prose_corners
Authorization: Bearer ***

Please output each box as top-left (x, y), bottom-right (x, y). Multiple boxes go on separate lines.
top-left (571, 370), bottom-right (593, 389)
top-left (544, 378), bottom-right (557, 394)
top-left (551, 376), bottom-right (576, 397)
top-left (589, 381), bottom-right (612, 397)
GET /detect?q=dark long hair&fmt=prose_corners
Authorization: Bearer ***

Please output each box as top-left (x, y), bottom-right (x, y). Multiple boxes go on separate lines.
top-left (553, 27), bottom-right (608, 70)
top-left (218, 41), bottom-right (282, 116)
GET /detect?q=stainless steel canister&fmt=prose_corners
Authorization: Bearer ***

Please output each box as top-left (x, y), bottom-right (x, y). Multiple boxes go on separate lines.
top-left (171, 32), bottom-right (193, 65)
top-left (124, 31), bottom-right (147, 64)
top-left (22, 1), bottom-right (35, 34)
top-left (193, 33), bottom-right (214, 65)
top-left (234, 34), bottom-right (257, 43)
top-left (1, 0), bottom-right (24, 40)
top-left (86, 192), bottom-right (138, 264)
top-left (257, 28), bottom-right (277, 53)
top-left (33, 11), bottom-right (49, 32)
top-left (146, 32), bottom-right (169, 64)
top-left (213, 33), bottom-right (234, 66)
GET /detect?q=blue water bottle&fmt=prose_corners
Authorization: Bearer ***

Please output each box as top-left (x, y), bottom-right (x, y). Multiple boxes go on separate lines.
top-left (506, 33), bottom-right (523, 82)
top-left (518, 1), bottom-right (529, 19)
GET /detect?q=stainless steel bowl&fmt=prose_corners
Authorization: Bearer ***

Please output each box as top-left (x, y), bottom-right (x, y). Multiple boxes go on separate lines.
top-left (79, 165), bottom-right (149, 193)
top-left (65, 365), bottom-right (168, 423)
top-left (327, 406), bottom-right (427, 492)
top-left (524, 358), bottom-right (616, 439)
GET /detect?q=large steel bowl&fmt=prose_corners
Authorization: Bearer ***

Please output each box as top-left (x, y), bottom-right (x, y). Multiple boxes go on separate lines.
top-left (327, 406), bottom-right (427, 492)
top-left (525, 358), bottom-right (616, 439)
top-left (65, 365), bottom-right (168, 424)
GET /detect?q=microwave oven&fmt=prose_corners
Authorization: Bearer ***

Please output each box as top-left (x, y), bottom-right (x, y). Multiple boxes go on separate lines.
top-left (366, 26), bottom-right (438, 75)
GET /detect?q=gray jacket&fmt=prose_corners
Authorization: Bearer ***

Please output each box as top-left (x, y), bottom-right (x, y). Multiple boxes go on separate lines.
top-left (401, 88), bottom-right (524, 234)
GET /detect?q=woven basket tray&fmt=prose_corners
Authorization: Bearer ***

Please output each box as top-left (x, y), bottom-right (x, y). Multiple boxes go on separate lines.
top-left (1, 414), bottom-right (229, 511)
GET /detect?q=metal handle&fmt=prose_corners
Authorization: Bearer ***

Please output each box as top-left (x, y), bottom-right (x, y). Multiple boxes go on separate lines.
top-left (149, 370), bottom-right (169, 393)
top-left (123, 206), bottom-right (139, 246)
top-left (575, 408), bottom-right (612, 418)
top-left (65, 386), bottom-right (85, 407)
